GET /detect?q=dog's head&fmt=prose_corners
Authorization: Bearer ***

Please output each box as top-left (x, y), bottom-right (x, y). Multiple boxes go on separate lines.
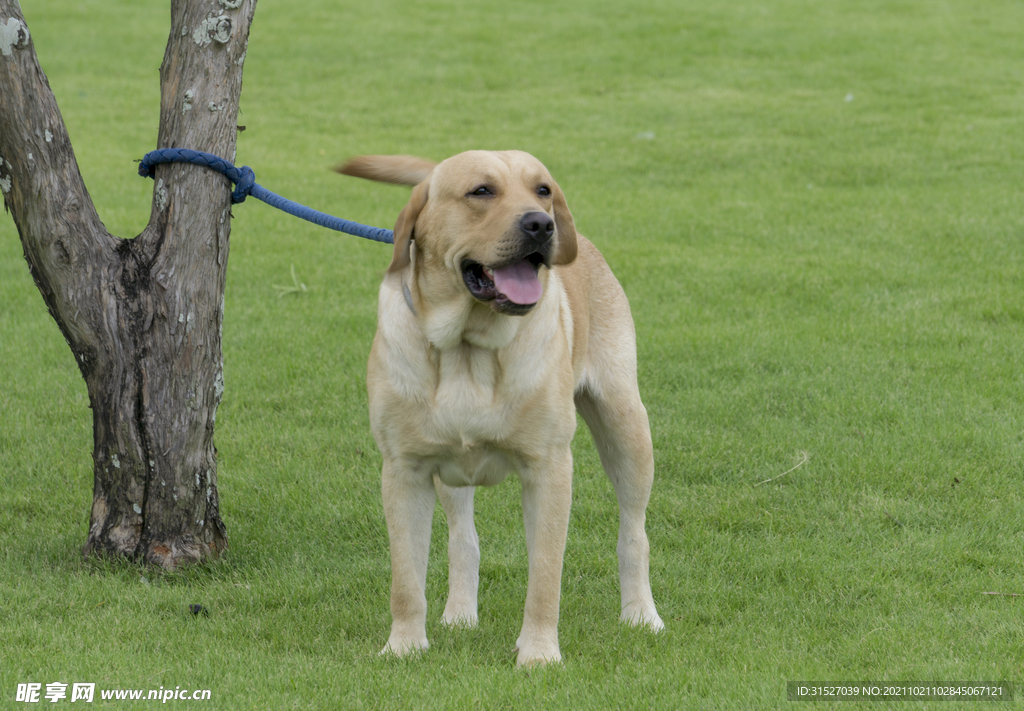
top-left (339, 150), bottom-right (578, 317)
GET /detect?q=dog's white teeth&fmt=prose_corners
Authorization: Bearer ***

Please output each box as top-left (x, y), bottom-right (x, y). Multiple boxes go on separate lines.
top-left (482, 267), bottom-right (494, 280)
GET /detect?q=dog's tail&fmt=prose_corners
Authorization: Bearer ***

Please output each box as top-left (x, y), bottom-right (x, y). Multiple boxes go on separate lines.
top-left (334, 155), bottom-right (436, 186)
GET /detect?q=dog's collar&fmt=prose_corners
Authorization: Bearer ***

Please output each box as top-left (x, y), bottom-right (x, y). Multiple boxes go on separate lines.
top-left (402, 281), bottom-right (417, 316)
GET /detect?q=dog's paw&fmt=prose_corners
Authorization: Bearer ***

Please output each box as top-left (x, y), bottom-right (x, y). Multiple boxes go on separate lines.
top-left (514, 634), bottom-right (561, 667)
top-left (620, 606), bottom-right (665, 632)
top-left (514, 646), bottom-right (562, 668)
top-left (380, 634), bottom-right (429, 658)
top-left (439, 610), bottom-right (478, 628)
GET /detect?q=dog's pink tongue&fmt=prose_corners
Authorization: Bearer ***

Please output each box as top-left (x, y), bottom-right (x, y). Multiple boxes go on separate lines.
top-left (492, 260), bottom-right (543, 305)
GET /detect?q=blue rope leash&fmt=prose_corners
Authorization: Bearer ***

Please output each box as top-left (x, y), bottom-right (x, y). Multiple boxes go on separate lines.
top-left (138, 148), bottom-right (395, 245)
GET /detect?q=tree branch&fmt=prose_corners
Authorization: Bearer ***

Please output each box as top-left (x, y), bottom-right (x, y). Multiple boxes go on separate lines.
top-left (0, 0), bottom-right (117, 372)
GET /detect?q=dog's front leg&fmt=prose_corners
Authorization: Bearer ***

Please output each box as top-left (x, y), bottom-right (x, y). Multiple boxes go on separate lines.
top-left (381, 458), bottom-right (436, 656)
top-left (515, 449), bottom-right (573, 666)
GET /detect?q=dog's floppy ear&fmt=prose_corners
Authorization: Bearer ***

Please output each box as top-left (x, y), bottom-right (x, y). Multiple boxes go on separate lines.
top-left (551, 182), bottom-right (578, 266)
top-left (389, 178), bottom-right (430, 273)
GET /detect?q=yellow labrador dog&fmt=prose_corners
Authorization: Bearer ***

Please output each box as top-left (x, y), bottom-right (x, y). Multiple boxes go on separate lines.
top-left (338, 150), bottom-right (663, 666)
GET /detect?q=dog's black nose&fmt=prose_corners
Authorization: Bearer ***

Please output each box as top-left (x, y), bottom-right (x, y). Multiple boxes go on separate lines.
top-left (520, 212), bottom-right (554, 243)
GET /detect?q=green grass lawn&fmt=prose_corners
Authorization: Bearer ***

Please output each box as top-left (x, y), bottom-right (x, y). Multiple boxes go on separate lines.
top-left (2, 0), bottom-right (1023, 707)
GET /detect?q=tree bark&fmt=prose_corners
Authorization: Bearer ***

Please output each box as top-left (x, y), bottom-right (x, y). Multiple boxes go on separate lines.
top-left (0, 0), bottom-right (257, 569)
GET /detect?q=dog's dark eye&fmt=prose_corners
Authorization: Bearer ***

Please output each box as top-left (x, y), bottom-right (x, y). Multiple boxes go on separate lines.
top-left (537, 185), bottom-right (552, 197)
top-left (468, 186), bottom-right (493, 197)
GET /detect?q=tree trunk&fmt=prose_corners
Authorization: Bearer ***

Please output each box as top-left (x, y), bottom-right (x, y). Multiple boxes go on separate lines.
top-left (0, 0), bottom-right (257, 569)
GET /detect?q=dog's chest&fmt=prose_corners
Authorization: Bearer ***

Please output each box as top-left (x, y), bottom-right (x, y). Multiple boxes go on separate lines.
top-left (370, 280), bottom-right (574, 481)
top-left (414, 345), bottom-right (552, 485)
top-left (428, 345), bottom-right (519, 443)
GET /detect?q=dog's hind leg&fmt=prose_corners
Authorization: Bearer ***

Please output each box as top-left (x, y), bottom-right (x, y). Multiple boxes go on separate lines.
top-left (434, 475), bottom-right (480, 627)
top-left (575, 383), bottom-right (664, 632)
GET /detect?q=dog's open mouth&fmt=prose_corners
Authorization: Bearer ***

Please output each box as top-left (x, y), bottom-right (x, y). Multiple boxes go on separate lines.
top-left (462, 253), bottom-right (546, 314)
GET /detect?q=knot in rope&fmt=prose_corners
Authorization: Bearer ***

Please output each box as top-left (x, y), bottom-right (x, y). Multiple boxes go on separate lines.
top-left (231, 165), bottom-right (256, 204)
top-left (138, 148), bottom-right (395, 244)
